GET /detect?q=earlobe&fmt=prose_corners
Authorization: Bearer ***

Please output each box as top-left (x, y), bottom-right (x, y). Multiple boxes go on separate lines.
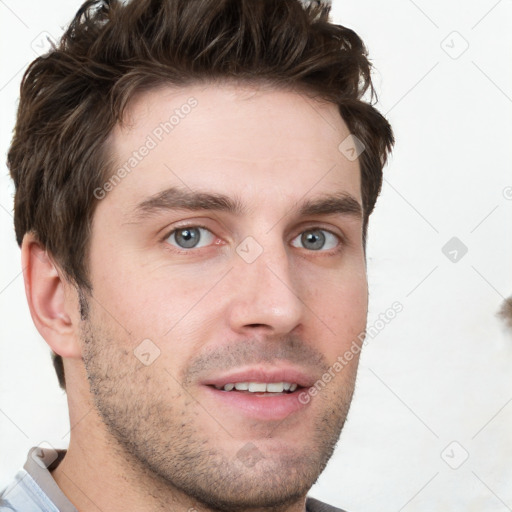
top-left (21, 232), bottom-right (82, 359)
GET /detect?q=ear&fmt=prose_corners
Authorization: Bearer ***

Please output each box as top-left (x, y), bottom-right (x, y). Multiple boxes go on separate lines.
top-left (21, 232), bottom-right (82, 359)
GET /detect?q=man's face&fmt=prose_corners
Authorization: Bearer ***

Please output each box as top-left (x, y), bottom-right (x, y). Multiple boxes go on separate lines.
top-left (81, 83), bottom-right (368, 509)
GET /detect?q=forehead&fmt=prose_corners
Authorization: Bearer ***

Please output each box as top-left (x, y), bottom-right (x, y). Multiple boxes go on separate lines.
top-left (105, 83), bottom-right (361, 214)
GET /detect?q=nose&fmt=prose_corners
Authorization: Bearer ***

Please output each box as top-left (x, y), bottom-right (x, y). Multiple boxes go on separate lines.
top-left (226, 238), bottom-right (305, 337)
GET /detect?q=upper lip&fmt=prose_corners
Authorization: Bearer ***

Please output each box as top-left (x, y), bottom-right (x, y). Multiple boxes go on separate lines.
top-left (201, 365), bottom-right (315, 388)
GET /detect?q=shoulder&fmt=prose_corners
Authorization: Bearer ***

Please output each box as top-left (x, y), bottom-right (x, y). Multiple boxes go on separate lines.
top-left (0, 467), bottom-right (59, 512)
top-left (306, 495), bottom-right (350, 512)
top-left (0, 469), bottom-right (40, 512)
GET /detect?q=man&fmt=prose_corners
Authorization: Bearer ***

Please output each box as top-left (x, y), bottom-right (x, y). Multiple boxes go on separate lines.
top-left (0, 0), bottom-right (393, 510)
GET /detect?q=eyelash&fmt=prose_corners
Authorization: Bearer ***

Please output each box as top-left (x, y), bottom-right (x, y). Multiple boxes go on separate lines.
top-left (161, 223), bottom-right (346, 255)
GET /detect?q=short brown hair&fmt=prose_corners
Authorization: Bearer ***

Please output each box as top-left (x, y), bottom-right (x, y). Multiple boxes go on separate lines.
top-left (8, 0), bottom-right (394, 390)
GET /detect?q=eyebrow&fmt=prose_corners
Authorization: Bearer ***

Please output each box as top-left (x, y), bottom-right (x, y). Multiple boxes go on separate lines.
top-left (128, 186), bottom-right (363, 223)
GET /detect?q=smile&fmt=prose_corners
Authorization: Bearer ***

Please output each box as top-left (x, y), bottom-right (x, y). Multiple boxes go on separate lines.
top-left (212, 381), bottom-right (300, 393)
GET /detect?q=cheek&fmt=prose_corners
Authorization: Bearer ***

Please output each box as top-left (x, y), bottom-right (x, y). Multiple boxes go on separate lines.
top-left (299, 261), bottom-right (368, 354)
top-left (88, 257), bottom-right (222, 370)
top-left (302, 254), bottom-right (367, 305)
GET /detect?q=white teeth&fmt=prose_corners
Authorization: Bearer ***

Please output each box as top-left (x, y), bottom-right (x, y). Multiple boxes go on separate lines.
top-left (217, 382), bottom-right (298, 393)
top-left (248, 382), bottom-right (267, 392)
top-left (266, 382), bottom-right (284, 393)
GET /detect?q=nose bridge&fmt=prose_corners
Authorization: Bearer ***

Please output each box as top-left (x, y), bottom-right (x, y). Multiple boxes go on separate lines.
top-left (228, 230), bottom-right (304, 333)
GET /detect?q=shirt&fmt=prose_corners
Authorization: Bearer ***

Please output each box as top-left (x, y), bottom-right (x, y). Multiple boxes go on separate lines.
top-left (0, 447), bottom-right (347, 512)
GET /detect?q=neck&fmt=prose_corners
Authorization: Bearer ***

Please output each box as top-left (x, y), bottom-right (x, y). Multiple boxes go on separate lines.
top-left (51, 416), bottom-right (307, 512)
top-left (52, 370), bottom-right (308, 512)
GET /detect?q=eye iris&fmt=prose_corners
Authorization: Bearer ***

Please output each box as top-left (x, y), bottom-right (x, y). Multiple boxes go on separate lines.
top-left (175, 228), bottom-right (200, 248)
top-left (302, 230), bottom-right (325, 250)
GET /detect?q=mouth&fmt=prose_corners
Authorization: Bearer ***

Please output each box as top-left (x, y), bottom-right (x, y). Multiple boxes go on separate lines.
top-left (208, 381), bottom-right (302, 394)
top-left (200, 367), bottom-right (314, 421)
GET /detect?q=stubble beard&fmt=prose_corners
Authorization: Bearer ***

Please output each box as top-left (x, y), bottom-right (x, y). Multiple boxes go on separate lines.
top-left (80, 314), bottom-right (358, 511)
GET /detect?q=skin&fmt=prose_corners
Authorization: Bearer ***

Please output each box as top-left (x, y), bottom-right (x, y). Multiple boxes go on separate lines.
top-left (22, 83), bottom-right (368, 512)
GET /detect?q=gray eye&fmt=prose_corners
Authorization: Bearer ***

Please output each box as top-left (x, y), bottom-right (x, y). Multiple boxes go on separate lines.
top-left (301, 230), bottom-right (325, 250)
top-left (291, 229), bottom-right (339, 251)
top-left (166, 227), bottom-right (215, 249)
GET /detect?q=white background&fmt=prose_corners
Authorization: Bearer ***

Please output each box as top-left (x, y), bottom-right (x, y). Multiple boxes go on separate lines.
top-left (1, 0), bottom-right (511, 510)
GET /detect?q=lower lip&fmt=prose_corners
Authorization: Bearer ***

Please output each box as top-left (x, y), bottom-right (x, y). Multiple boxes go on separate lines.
top-left (202, 386), bottom-right (310, 421)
